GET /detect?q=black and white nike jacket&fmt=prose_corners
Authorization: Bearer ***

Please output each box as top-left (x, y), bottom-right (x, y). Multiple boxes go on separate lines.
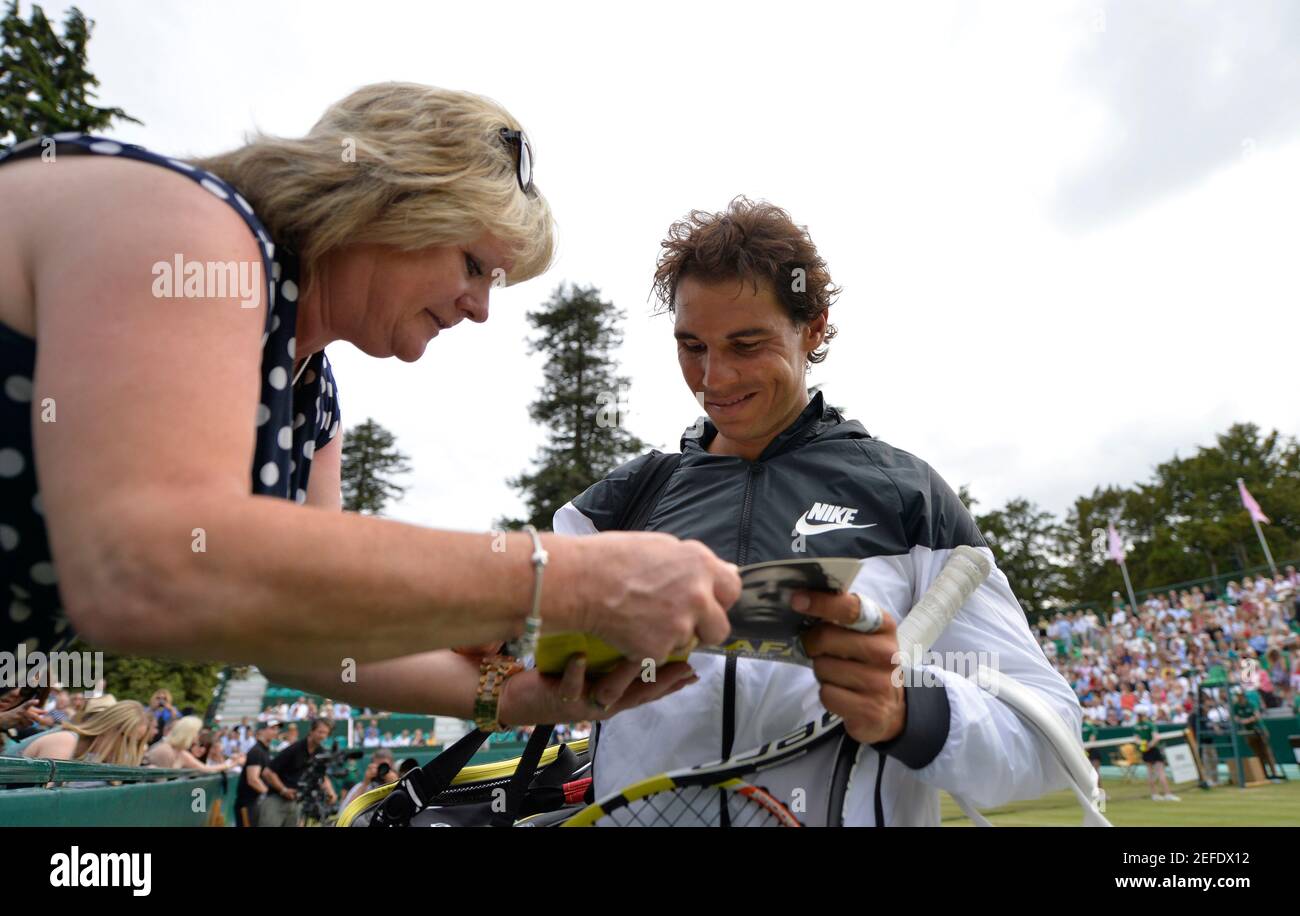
top-left (552, 390), bottom-right (1081, 826)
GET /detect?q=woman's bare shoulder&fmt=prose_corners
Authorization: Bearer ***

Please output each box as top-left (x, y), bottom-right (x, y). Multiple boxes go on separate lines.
top-left (22, 728), bottom-right (76, 759)
top-left (0, 152), bottom-right (262, 336)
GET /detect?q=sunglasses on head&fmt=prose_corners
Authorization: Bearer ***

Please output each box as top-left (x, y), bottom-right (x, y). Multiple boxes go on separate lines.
top-left (498, 128), bottom-right (534, 194)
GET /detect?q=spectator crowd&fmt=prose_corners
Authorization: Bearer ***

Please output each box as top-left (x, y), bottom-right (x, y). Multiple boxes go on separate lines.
top-left (1038, 567), bottom-right (1300, 729)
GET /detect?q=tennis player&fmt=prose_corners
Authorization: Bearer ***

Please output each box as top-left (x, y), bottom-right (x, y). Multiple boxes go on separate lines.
top-left (553, 197), bottom-right (1083, 825)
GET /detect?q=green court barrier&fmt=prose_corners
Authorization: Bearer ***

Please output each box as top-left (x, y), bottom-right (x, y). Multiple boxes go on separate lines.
top-left (1088, 717), bottom-right (1298, 769)
top-left (0, 757), bottom-right (230, 827)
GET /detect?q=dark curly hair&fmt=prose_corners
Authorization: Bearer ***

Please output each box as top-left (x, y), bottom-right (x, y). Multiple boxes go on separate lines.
top-left (651, 196), bottom-right (840, 364)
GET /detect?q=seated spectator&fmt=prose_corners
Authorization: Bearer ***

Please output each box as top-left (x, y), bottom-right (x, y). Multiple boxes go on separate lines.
top-left (23, 700), bottom-right (152, 766)
top-left (339, 748), bottom-right (399, 811)
top-left (8, 693), bottom-right (116, 756)
top-left (147, 689), bottom-right (181, 741)
top-left (43, 688), bottom-right (74, 725)
top-left (144, 715), bottom-right (235, 772)
top-left (289, 697), bottom-right (311, 721)
top-left (197, 727), bottom-right (239, 767)
top-left (273, 724), bottom-right (298, 752)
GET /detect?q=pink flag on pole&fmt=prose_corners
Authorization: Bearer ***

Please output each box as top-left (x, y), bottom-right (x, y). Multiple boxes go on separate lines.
top-left (1238, 479), bottom-right (1270, 524)
top-left (1107, 522), bottom-right (1126, 564)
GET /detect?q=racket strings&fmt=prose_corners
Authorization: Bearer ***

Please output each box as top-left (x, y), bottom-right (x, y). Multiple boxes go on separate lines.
top-left (609, 784), bottom-right (796, 827)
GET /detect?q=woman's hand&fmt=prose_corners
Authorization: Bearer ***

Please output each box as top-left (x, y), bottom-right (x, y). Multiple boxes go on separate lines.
top-left (498, 654), bottom-right (699, 727)
top-left (793, 591), bottom-right (907, 745)
top-left (571, 532), bottom-right (739, 665)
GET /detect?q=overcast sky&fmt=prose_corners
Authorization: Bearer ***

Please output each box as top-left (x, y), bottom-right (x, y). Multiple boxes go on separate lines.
top-left (49, 0), bottom-right (1300, 530)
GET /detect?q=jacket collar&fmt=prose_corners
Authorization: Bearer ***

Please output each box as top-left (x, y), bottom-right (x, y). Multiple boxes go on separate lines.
top-left (681, 389), bottom-right (854, 461)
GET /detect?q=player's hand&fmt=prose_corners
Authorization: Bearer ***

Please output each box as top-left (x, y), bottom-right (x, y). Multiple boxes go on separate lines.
top-left (792, 591), bottom-right (907, 745)
top-left (498, 654), bottom-right (699, 727)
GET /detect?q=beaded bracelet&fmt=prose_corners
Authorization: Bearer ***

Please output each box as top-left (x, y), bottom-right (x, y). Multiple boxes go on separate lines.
top-left (474, 654), bottom-right (524, 733)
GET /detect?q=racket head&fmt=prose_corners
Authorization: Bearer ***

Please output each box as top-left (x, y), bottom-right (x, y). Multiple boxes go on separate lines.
top-left (564, 777), bottom-right (802, 827)
top-left (562, 712), bottom-right (849, 827)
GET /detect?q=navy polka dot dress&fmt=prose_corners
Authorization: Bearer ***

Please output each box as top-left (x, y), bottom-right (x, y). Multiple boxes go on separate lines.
top-left (0, 134), bottom-right (341, 655)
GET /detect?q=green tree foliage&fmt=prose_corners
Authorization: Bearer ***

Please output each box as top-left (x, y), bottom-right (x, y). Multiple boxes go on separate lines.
top-left (341, 418), bottom-right (412, 514)
top-left (975, 497), bottom-right (1070, 614)
top-left (0, 0), bottom-right (140, 147)
top-left (990, 423), bottom-right (1300, 615)
top-left (1059, 484), bottom-right (1133, 609)
top-left (501, 283), bottom-right (649, 530)
top-left (67, 639), bottom-right (221, 715)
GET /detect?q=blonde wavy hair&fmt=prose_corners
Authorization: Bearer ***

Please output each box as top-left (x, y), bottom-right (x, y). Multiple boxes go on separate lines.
top-left (190, 82), bottom-right (556, 295)
top-left (64, 700), bottom-right (150, 767)
top-left (165, 715), bottom-right (204, 751)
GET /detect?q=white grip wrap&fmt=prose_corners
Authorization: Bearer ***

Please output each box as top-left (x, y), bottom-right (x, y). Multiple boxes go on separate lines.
top-left (895, 544), bottom-right (992, 659)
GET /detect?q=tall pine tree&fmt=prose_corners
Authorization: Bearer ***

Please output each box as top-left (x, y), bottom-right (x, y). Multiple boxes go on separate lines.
top-left (0, 1), bottom-right (140, 147)
top-left (501, 283), bottom-right (649, 531)
top-left (341, 418), bottom-right (412, 514)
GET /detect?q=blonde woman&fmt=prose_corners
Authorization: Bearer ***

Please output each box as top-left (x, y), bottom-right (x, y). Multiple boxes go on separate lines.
top-left (23, 699), bottom-right (151, 766)
top-left (10, 692), bottom-right (116, 758)
top-left (0, 83), bottom-right (738, 729)
top-left (143, 715), bottom-right (234, 772)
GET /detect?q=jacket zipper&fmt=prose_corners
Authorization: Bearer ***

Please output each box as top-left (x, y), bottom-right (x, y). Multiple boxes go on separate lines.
top-left (720, 462), bottom-right (762, 825)
top-left (736, 462), bottom-right (761, 566)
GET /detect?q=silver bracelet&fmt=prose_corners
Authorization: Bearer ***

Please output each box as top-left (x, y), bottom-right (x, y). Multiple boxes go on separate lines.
top-left (504, 524), bottom-right (547, 663)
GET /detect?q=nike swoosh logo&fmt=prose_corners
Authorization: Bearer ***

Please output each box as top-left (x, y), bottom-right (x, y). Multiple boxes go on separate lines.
top-left (792, 517), bottom-right (878, 537)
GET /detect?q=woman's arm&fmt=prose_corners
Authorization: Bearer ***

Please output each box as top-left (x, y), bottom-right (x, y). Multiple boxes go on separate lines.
top-left (305, 435), bottom-right (342, 511)
top-left (25, 158), bottom-right (735, 670)
top-left (264, 646), bottom-right (699, 728)
top-left (178, 748), bottom-right (231, 773)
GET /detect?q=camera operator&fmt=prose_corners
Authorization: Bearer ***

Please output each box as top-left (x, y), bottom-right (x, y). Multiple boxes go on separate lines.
top-left (261, 718), bottom-right (336, 827)
top-left (339, 747), bottom-right (399, 812)
top-left (233, 719), bottom-right (280, 827)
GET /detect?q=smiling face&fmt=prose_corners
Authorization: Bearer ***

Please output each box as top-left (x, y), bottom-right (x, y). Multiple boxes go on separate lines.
top-left (302, 232), bottom-right (515, 361)
top-left (674, 275), bottom-right (826, 461)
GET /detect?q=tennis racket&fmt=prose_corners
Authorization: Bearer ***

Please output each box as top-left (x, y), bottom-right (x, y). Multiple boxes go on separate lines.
top-left (562, 545), bottom-right (993, 827)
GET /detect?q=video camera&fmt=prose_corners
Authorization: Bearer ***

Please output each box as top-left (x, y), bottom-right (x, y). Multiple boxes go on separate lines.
top-left (298, 741), bottom-right (363, 824)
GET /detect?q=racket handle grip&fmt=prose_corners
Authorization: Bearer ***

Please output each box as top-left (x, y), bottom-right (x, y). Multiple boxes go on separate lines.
top-left (896, 545), bottom-right (992, 659)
